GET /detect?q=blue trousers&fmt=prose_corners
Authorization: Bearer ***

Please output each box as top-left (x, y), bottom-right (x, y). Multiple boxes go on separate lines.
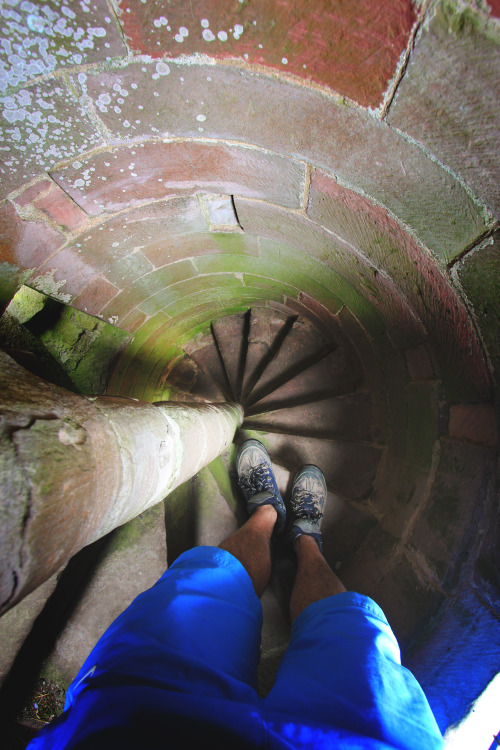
top-left (29, 547), bottom-right (443, 749)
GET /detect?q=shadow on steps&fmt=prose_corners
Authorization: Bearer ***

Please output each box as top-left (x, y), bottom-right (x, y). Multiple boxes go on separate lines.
top-left (0, 535), bottom-right (113, 747)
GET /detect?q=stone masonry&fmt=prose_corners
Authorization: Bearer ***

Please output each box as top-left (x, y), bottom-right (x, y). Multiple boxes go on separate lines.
top-left (0, 0), bottom-right (499, 740)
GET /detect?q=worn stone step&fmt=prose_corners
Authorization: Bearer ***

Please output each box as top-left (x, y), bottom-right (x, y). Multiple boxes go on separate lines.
top-left (188, 336), bottom-right (233, 401)
top-left (165, 352), bottom-right (226, 402)
top-left (212, 312), bottom-right (250, 401)
top-left (39, 504), bottom-right (167, 691)
top-left (238, 429), bottom-right (383, 501)
top-left (245, 315), bottom-right (335, 405)
top-left (247, 347), bottom-right (362, 413)
top-left (241, 307), bottom-right (295, 401)
top-left (244, 390), bottom-right (373, 441)
top-left (0, 502), bottom-right (167, 741)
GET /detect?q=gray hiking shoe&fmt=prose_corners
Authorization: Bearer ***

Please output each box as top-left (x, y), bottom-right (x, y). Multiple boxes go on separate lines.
top-left (236, 439), bottom-right (286, 533)
top-left (290, 465), bottom-right (327, 551)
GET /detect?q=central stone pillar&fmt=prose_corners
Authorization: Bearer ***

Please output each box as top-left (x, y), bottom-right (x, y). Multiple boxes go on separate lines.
top-left (0, 351), bottom-right (243, 615)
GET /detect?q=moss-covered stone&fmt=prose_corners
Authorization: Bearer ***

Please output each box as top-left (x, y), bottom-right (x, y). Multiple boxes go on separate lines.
top-left (2, 286), bottom-right (130, 395)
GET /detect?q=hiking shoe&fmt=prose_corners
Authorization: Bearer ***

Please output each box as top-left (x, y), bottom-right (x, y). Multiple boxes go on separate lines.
top-left (236, 439), bottom-right (286, 533)
top-left (290, 465), bottom-right (327, 551)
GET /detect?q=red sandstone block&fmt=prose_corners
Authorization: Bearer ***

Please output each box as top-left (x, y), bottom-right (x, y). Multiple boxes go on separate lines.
top-left (307, 169), bottom-right (490, 395)
top-left (102, 250), bottom-right (155, 289)
top-left (387, 3), bottom-right (500, 217)
top-left (449, 404), bottom-right (498, 446)
top-left (82, 61), bottom-right (485, 261)
top-left (100, 288), bottom-right (149, 325)
top-left (0, 78), bottom-right (105, 201)
top-left (31, 197), bottom-right (206, 302)
top-left (142, 232), bottom-right (260, 269)
top-left (30, 245), bottom-right (103, 300)
top-left (0, 201), bottom-right (65, 271)
top-left (13, 180), bottom-right (53, 208)
top-left (405, 345), bottom-right (435, 381)
top-left (234, 196), bottom-right (423, 347)
top-left (410, 439), bottom-right (495, 570)
top-left (120, 309), bottom-right (148, 334)
top-left (0, 0), bottom-right (126, 92)
top-left (72, 276), bottom-right (120, 317)
top-left (34, 185), bottom-right (88, 231)
top-left (118, 0), bottom-right (416, 108)
top-left (51, 142), bottom-right (306, 216)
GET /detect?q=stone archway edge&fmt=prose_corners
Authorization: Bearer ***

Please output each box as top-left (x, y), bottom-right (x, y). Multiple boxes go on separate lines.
top-left (0, 351), bottom-right (243, 615)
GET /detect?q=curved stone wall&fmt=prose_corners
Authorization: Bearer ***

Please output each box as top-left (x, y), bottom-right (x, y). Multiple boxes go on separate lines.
top-left (1, 0), bottom-right (499, 732)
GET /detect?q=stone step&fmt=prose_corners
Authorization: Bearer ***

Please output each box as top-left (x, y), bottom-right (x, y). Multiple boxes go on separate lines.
top-left (245, 315), bottom-right (334, 405)
top-left (212, 312), bottom-right (250, 401)
top-left (0, 503), bottom-right (167, 740)
top-left (165, 352), bottom-right (226, 403)
top-left (241, 307), bottom-right (295, 401)
top-left (244, 390), bottom-right (373, 441)
top-left (246, 346), bottom-right (362, 413)
top-left (188, 336), bottom-right (233, 401)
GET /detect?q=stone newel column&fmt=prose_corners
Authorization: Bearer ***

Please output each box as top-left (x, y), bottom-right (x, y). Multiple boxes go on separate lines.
top-left (0, 351), bottom-right (243, 615)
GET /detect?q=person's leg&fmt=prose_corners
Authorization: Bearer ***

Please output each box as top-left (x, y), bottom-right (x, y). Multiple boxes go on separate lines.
top-left (220, 439), bottom-right (286, 598)
top-left (290, 533), bottom-right (345, 620)
top-left (264, 465), bottom-right (443, 750)
top-left (219, 504), bottom-right (277, 598)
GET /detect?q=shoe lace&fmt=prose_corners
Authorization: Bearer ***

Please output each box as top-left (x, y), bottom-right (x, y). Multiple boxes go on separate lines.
top-left (291, 489), bottom-right (323, 521)
top-left (239, 463), bottom-right (274, 495)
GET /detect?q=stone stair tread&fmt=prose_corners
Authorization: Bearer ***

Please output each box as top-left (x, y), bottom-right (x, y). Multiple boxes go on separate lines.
top-left (40, 504), bottom-right (166, 690)
top-left (161, 354), bottom-right (225, 403)
top-left (212, 312), bottom-right (250, 401)
top-left (247, 347), bottom-right (362, 412)
top-left (188, 338), bottom-right (233, 401)
top-left (244, 391), bottom-right (373, 441)
top-left (239, 429), bottom-right (383, 500)
top-left (241, 307), bottom-right (294, 401)
top-left (246, 316), bottom-right (334, 404)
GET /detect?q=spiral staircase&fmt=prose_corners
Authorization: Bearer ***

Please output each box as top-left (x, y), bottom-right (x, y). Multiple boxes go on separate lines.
top-left (1, 0), bottom-right (500, 746)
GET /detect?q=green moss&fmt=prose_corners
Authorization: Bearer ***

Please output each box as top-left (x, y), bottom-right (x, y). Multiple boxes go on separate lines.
top-left (441, 1), bottom-right (482, 35)
top-left (6, 285), bottom-right (46, 324)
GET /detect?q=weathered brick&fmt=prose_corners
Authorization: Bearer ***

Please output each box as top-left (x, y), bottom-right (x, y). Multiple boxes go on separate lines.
top-left (72, 276), bottom-right (120, 317)
top-left (410, 439), bottom-right (495, 573)
top-left (13, 180), bottom-right (53, 208)
top-left (138, 273), bottom-right (246, 316)
top-left (388, 1), bottom-right (500, 217)
top-left (455, 231), bottom-right (500, 378)
top-left (307, 169), bottom-right (490, 395)
top-left (82, 61), bottom-right (486, 258)
top-left (118, 0), bottom-right (416, 108)
top-left (50, 142), bottom-right (306, 215)
top-left (0, 200), bottom-right (65, 273)
top-left (32, 198), bottom-right (205, 301)
top-left (0, 0), bottom-right (126, 94)
top-left (34, 185), bottom-right (88, 231)
top-left (107, 311), bottom-right (169, 394)
top-left (234, 197), bottom-right (421, 345)
top-left (405, 345), bottom-right (435, 381)
top-left (142, 232), bottom-right (259, 268)
top-left (102, 251), bottom-right (154, 289)
top-left (449, 404), bottom-right (498, 446)
top-left (0, 79), bottom-right (104, 200)
top-left (120, 309), bottom-right (148, 334)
